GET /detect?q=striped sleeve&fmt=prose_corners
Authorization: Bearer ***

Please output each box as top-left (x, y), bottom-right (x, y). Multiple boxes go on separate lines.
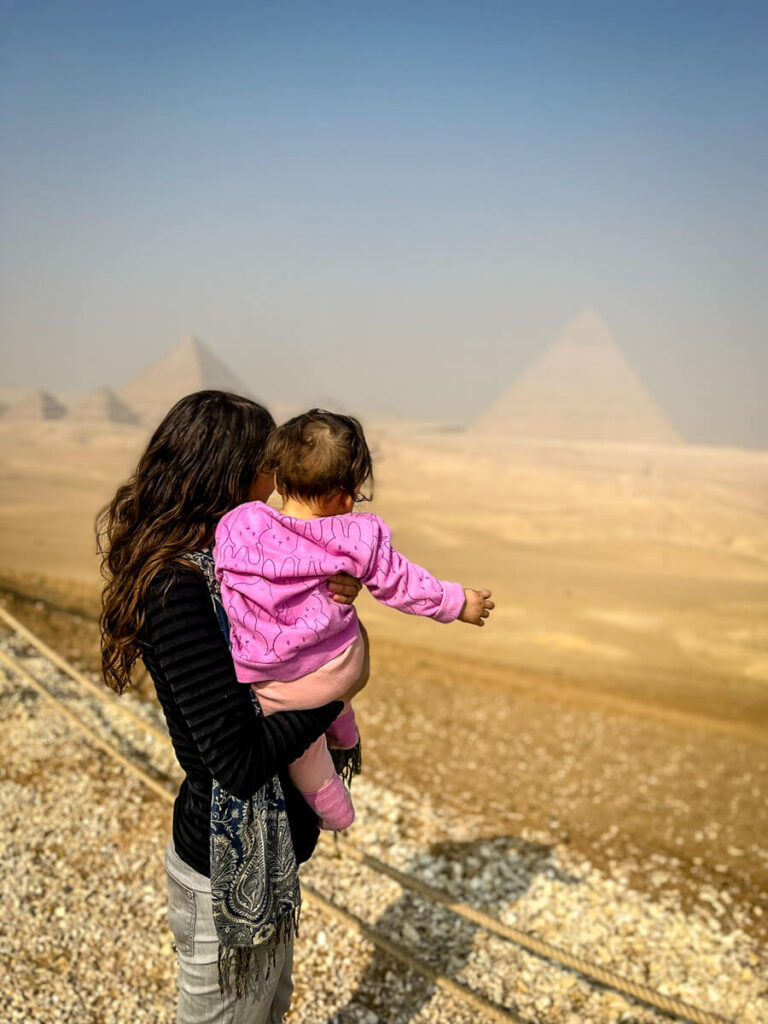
top-left (145, 568), bottom-right (342, 800)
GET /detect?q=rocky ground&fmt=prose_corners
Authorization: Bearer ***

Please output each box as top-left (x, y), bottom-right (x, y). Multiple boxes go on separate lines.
top-left (3, 575), bottom-right (766, 946)
top-left (1, 625), bottom-right (765, 1024)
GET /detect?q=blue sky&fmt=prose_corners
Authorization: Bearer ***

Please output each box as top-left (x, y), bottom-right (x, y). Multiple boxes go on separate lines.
top-left (1, 1), bottom-right (766, 444)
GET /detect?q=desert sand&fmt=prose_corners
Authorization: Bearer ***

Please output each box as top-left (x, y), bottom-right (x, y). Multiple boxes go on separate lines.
top-left (3, 419), bottom-right (767, 715)
top-left (1, 416), bottom-right (767, 947)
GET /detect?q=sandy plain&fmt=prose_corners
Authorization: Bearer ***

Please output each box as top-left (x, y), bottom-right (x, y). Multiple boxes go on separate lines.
top-left (1, 418), bottom-right (767, 950)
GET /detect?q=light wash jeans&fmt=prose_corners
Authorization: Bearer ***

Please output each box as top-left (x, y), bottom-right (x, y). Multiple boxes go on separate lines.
top-left (164, 843), bottom-right (294, 1024)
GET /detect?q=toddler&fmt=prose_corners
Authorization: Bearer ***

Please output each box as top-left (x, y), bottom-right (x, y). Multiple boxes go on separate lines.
top-left (214, 410), bottom-right (493, 830)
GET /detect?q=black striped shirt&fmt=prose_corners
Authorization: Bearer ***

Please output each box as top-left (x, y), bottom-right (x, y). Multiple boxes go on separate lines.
top-left (141, 566), bottom-right (342, 876)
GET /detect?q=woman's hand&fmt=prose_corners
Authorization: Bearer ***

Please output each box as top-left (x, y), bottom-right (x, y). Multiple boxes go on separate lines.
top-left (327, 571), bottom-right (363, 605)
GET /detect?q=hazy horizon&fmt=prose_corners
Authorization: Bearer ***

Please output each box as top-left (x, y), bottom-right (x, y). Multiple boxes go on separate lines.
top-left (1, 1), bottom-right (766, 446)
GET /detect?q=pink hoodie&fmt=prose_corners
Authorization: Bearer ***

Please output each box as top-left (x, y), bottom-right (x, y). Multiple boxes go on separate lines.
top-left (214, 502), bottom-right (465, 683)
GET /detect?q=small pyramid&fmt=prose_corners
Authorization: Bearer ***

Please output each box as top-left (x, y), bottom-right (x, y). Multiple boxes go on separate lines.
top-left (69, 387), bottom-right (140, 425)
top-left (474, 310), bottom-right (682, 444)
top-left (119, 335), bottom-right (251, 426)
top-left (5, 389), bottom-right (67, 421)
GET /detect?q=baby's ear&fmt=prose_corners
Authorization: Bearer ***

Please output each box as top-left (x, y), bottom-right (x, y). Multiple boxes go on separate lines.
top-left (341, 492), bottom-right (355, 513)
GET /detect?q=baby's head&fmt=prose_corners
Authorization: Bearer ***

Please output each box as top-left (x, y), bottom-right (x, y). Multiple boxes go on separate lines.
top-left (262, 409), bottom-right (373, 514)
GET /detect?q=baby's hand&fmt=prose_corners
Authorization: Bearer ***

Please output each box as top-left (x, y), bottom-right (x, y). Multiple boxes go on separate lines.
top-left (459, 589), bottom-right (494, 627)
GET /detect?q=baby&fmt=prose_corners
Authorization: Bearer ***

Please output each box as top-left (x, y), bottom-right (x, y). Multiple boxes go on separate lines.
top-left (214, 410), bottom-right (493, 830)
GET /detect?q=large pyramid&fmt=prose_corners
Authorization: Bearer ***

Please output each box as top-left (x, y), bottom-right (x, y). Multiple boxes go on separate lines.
top-left (473, 310), bottom-right (682, 444)
top-left (119, 335), bottom-right (251, 426)
top-left (69, 387), bottom-right (140, 425)
top-left (5, 389), bottom-right (67, 421)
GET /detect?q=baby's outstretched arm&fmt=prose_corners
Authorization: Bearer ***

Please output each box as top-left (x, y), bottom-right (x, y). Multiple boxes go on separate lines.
top-left (358, 516), bottom-right (493, 627)
top-left (458, 588), bottom-right (494, 627)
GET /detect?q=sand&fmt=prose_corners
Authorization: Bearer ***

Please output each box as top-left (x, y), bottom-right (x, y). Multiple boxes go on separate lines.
top-left (1, 418), bottom-right (766, 940)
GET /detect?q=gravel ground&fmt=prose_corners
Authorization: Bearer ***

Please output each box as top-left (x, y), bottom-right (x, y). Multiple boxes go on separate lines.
top-left (0, 632), bottom-right (765, 1024)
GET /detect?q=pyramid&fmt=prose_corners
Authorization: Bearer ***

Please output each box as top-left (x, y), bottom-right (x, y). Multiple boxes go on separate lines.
top-left (119, 335), bottom-right (251, 426)
top-left (69, 387), bottom-right (140, 425)
top-left (5, 389), bottom-right (67, 421)
top-left (473, 309), bottom-right (682, 444)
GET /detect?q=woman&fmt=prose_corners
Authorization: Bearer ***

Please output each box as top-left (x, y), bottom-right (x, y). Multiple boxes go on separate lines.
top-left (97, 390), bottom-right (366, 1024)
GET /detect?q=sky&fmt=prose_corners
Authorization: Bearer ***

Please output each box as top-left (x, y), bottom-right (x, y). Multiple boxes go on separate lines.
top-left (1, 0), bottom-right (766, 446)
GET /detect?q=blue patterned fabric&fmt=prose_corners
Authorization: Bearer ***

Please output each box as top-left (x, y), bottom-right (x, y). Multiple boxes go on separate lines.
top-left (184, 550), bottom-right (301, 997)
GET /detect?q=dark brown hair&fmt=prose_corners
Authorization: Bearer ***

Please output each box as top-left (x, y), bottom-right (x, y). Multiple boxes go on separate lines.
top-left (97, 390), bottom-right (275, 694)
top-left (262, 409), bottom-right (373, 504)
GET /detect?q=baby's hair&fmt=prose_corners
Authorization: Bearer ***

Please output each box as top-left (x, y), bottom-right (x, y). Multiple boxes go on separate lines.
top-left (262, 409), bottom-right (373, 504)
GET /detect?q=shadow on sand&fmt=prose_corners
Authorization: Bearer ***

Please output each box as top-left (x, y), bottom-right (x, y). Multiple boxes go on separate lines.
top-left (327, 833), bottom-right (579, 1024)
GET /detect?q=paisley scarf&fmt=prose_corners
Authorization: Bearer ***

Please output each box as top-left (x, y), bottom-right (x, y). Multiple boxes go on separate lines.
top-left (185, 549), bottom-right (301, 999)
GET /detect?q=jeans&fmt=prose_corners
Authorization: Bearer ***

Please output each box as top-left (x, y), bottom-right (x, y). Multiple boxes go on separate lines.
top-left (164, 843), bottom-right (294, 1024)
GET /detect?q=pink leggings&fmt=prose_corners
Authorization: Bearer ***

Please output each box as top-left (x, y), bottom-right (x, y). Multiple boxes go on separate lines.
top-left (252, 633), bottom-right (366, 796)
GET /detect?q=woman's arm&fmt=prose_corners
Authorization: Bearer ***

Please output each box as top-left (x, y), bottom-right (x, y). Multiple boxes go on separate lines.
top-left (145, 569), bottom-right (342, 800)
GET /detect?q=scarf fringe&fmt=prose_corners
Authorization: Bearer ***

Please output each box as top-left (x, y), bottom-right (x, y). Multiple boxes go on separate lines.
top-left (218, 905), bottom-right (301, 1000)
top-left (330, 738), bottom-right (362, 787)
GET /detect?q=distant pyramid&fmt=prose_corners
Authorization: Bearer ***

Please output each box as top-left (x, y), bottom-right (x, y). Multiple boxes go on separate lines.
top-left (69, 387), bottom-right (140, 425)
top-left (474, 309), bottom-right (682, 444)
top-left (119, 335), bottom-right (251, 425)
top-left (5, 389), bottom-right (67, 421)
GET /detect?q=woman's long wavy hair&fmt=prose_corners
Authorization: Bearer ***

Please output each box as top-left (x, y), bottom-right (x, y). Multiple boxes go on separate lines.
top-left (97, 390), bottom-right (275, 694)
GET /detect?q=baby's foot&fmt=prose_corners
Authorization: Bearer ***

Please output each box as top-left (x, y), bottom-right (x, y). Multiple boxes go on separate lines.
top-left (325, 707), bottom-right (359, 750)
top-left (303, 774), bottom-right (355, 831)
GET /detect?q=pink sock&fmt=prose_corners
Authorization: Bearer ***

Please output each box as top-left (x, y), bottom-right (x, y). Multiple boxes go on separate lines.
top-left (325, 708), bottom-right (359, 750)
top-left (304, 775), bottom-right (355, 831)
